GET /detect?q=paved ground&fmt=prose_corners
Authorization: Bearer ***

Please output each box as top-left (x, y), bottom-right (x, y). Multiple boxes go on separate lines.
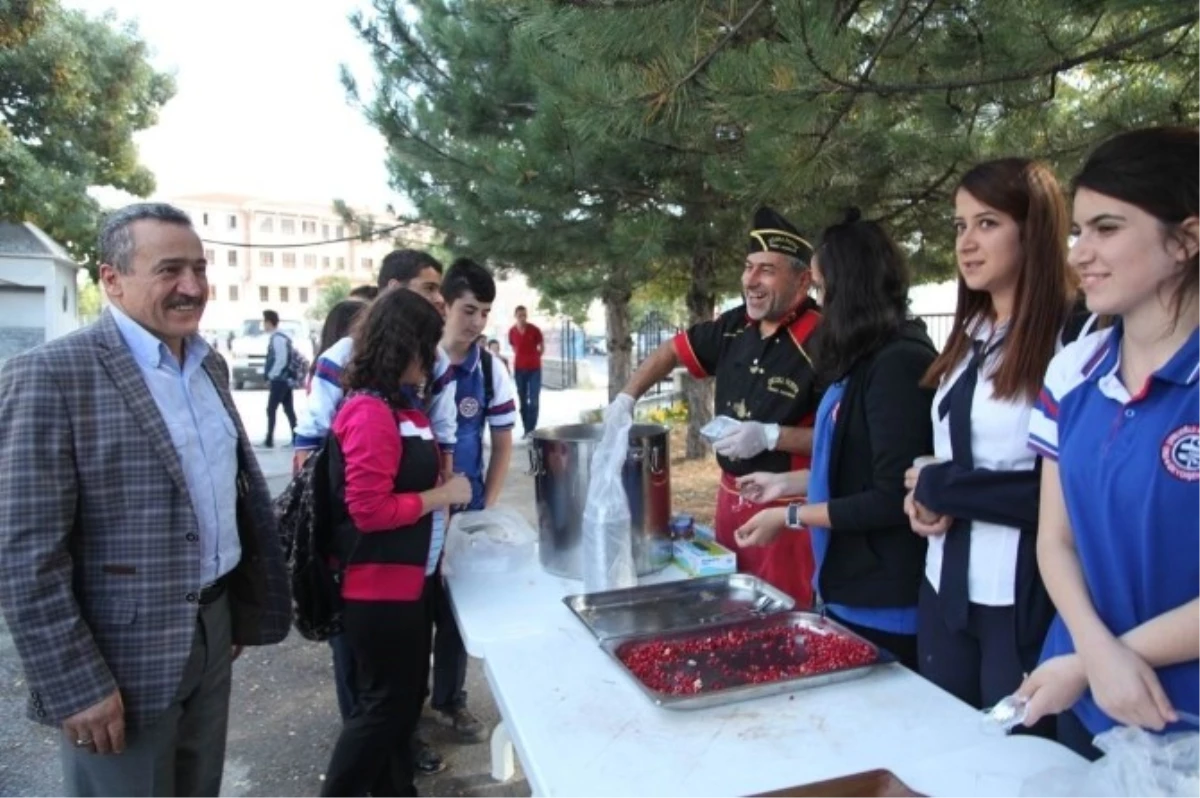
top-left (0, 384), bottom-right (608, 797)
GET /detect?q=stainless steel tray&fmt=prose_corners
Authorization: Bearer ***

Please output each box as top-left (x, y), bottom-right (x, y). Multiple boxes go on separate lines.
top-left (599, 611), bottom-right (893, 711)
top-left (563, 574), bottom-right (794, 641)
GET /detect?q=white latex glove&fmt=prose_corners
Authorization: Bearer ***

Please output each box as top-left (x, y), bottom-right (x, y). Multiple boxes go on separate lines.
top-left (603, 392), bottom-right (636, 424)
top-left (712, 421), bottom-right (779, 460)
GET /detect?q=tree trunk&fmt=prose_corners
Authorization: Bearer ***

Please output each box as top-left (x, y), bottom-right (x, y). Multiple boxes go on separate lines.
top-left (603, 285), bottom-right (634, 402)
top-left (683, 249), bottom-right (717, 459)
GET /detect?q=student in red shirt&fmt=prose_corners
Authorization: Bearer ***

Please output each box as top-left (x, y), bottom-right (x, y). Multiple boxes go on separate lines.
top-left (507, 305), bottom-right (544, 437)
top-left (319, 289), bottom-right (471, 798)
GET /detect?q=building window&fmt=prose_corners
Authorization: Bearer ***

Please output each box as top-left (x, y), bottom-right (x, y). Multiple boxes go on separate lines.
top-left (228, 214), bottom-right (237, 230)
top-left (361, 257), bottom-right (373, 271)
top-left (303, 254), bottom-right (317, 269)
top-left (322, 224), bottom-right (330, 238)
top-left (202, 212), bottom-right (209, 226)
top-left (260, 251), bottom-right (274, 267)
top-left (259, 286), bottom-right (269, 302)
top-left (335, 225), bottom-right (345, 238)
top-left (280, 286), bottom-right (290, 303)
top-left (228, 250), bottom-right (238, 267)
top-left (282, 253), bottom-right (296, 268)
top-left (204, 248), bottom-right (214, 264)
top-left (259, 215), bottom-right (274, 233)
top-left (302, 220), bottom-right (316, 235)
top-left (208, 285), bottom-right (217, 300)
top-left (322, 257), bottom-right (331, 270)
top-left (299, 287), bottom-right (309, 303)
top-left (281, 218), bottom-right (296, 235)
top-left (229, 285), bottom-right (239, 301)
top-left (336, 257), bottom-right (345, 271)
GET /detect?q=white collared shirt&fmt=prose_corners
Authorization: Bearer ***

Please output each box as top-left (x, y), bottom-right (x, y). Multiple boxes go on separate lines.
top-left (924, 318), bottom-right (1032, 606)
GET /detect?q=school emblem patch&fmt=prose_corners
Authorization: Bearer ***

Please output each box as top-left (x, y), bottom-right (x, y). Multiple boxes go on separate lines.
top-left (1162, 424), bottom-right (1200, 481)
top-left (459, 396), bottom-right (481, 419)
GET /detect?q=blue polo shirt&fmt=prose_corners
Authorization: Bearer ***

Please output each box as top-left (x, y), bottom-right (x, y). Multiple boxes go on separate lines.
top-left (432, 344), bottom-right (517, 511)
top-left (1028, 322), bottom-right (1199, 735)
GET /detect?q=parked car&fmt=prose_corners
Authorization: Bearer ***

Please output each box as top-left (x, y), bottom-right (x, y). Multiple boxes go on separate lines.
top-left (229, 318), bottom-right (315, 390)
top-left (586, 335), bottom-right (608, 355)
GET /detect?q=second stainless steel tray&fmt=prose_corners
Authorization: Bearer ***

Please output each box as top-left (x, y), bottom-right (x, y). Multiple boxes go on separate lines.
top-left (563, 573), bottom-right (794, 641)
top-left (599, 611), bottom-right (893, 711)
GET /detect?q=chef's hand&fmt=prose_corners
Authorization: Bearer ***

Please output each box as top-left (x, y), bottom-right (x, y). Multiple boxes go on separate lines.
top-left (1017, 654), bottom-right (1088, 727)
top-left (713, 421), bottom-right (778, 460)
top-left (1081, 637), bottom-right (1177, 731)
top-left (603, 392), bottom-right (636, 425)
top-left (736, 471), bottom-right (807, 504)
top-left (733, 507), bottom-right (787, 548)
top-left (904, 490), bottom-right (952, 537)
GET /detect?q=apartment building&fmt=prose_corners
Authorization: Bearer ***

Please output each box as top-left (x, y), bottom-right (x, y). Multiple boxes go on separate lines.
top-left (167, 193), bottom-right (436, 334)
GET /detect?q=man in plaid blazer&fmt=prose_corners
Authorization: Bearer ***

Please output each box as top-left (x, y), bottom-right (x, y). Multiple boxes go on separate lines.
top-left (0, 203), bottom-right (291, 796)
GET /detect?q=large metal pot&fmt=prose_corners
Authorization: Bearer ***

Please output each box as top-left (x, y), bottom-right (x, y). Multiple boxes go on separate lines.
top-left (529, 423), bottom-right (672, 579)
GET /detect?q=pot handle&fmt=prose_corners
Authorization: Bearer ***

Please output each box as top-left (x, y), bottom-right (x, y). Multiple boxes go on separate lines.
top-left (649, 446), bottom-right (666, 476)
top-left (527, 446), bottom-right (544, 477)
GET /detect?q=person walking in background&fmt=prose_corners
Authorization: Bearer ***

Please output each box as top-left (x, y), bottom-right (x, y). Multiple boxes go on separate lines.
top-left (487, 338), bottom-right (510, 372)
top-left (903, 158), bottom-right (1079, 722)
top-left (0, 203), bottom-right (291, 797)
top-left (262, 309), bottom-right (297, 448)
top-left (507, 305), bottom-right (543, 438)
top-left (1018, 127), bottom-right (1198, 759)
top-left (735, 209), bottom-right (936, 670)
top-left (318, 289), bottom-right (472, 798)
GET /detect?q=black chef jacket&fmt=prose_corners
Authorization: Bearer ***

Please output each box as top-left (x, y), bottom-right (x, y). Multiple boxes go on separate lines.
top-left (674, 298), bottom-right (823, 477)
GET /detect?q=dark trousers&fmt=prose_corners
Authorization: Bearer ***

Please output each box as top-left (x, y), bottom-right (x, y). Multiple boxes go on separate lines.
top-left (265, 379), bottom-right (296, 444)
top-left (430, 573), bottom-right (468, 713)
top-left (513, 368), bottom-right (541, 434)
top-left (328, 633), bottom-right (357, 721)
top-left (321, 599), bottom-right (430, 798)
top-left (826, 609), bottom-right (919, 672)
top-left (61, 593), bottom-right (232, 797)
top-left (917, 579), bottom-right (1051, 739)
top-left (1056, 708), bottom-right (1104, 762)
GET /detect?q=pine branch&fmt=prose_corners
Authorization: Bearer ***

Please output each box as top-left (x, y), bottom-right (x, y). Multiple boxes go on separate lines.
top-left (643, 0), bottom-right (769, 113)
top-left (798, 12), bottom-right (1194, 97)
top-left (804, 0), bottom-right (914, 164)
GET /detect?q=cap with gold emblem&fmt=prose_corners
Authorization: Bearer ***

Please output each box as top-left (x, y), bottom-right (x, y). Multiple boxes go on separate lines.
top-left (747, 206), bottom-right (813, 263)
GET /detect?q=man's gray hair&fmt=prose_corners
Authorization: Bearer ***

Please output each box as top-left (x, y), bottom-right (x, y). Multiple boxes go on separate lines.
top-left (99, 203), bottom-right (193, 274)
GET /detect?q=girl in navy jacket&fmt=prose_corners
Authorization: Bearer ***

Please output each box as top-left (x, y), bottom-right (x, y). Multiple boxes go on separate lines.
top-left (903, 159), bottom-right (1077, 717)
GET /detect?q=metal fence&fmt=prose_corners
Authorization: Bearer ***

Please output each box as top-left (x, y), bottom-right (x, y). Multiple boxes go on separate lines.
top-left (634, 312), bottom-right (681, 396)
top-left (914, 312), bottom-right (955, 352)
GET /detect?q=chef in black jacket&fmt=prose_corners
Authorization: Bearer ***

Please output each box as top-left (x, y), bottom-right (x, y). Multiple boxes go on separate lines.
top-left (605, 207), bottom-right (823, 606)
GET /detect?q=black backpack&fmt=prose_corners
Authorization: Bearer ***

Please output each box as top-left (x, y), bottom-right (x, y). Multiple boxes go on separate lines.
top-left (273, 444), bottom-right (343, 641)
top-left (480, 348), bottom-right (495, 409)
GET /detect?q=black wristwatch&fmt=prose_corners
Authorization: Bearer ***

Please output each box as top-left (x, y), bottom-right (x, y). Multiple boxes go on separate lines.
top-left (786, 502), bottom-right (803, 529)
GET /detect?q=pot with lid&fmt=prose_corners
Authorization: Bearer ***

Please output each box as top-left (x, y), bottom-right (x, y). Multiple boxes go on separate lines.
top-left (529, 423), bottom-right (672, 579)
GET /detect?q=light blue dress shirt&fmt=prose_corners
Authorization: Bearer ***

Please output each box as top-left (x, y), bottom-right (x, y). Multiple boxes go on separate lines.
top-left (108, 305), bottom-right (241, 585)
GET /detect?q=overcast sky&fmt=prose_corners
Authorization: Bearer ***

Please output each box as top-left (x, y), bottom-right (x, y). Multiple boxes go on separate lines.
top-left (67, 0), bottom-right (397, 210)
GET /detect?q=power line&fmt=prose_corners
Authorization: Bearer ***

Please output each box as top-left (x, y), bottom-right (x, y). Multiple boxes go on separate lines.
top-left (200, 222), bottom-right (414, 249)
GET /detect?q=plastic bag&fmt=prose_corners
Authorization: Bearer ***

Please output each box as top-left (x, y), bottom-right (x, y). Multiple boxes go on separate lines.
top-left (442, 508), bottom-right (537, 576)
top-left (1021, 725), bottom-right (1199, 797)
top-left (580, 409), bottom-right (636, 592)
top-left (699, 415), bottom-right (742, 444)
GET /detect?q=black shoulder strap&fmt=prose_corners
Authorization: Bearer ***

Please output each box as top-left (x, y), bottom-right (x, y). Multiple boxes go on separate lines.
top-left (480, 349), bottom-right (494, 408)
top-left (1061, 296), bottom-right (1094, 346)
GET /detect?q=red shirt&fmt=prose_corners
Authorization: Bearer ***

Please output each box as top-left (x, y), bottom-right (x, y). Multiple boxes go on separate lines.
top-left (508, 323), bottom-right (544, 371)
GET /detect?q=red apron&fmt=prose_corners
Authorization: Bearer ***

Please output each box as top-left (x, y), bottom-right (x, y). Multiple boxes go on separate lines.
top-left (714, 471), bottom-right (815, 609)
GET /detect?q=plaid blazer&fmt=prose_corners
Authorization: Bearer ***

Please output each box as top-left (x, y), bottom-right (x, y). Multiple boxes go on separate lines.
top-left (0, 311), bottom-right (291, 728)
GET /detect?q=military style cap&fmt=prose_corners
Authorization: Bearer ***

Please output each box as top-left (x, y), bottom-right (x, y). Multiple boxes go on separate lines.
top-left (747, 206), bottom-right (813, 263)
